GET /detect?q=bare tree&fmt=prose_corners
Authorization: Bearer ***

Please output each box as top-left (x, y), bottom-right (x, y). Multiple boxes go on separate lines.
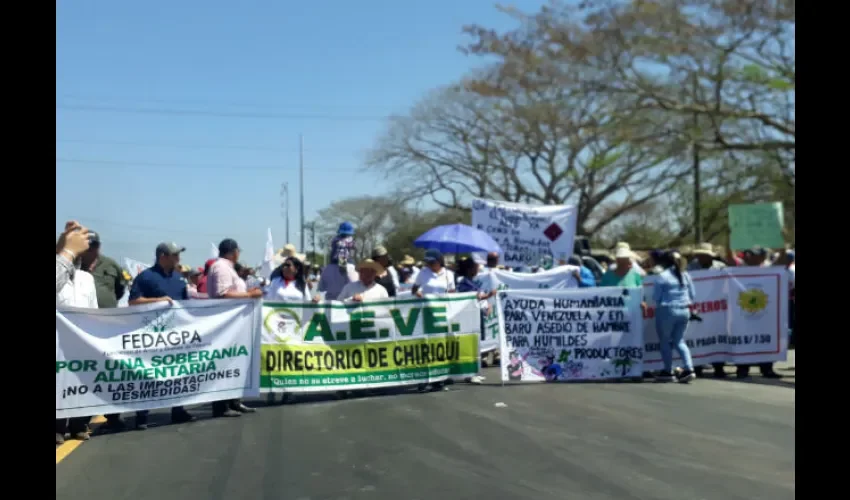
top-left (310, 196), bottom-right (400, 261)
top-left (367, 75), bottom-right (690, 235)
top-left (459, 0), bottom-right (794, 241)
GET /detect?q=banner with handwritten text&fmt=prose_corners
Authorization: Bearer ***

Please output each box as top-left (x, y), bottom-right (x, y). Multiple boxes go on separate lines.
top-left (471, 198), bottom-right (577, 268)
top-left (498, 288), bottom-right (644, 382)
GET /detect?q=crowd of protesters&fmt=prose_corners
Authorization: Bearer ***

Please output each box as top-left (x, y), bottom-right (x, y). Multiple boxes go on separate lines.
top-left (57, 220), bottom-right (794, 444)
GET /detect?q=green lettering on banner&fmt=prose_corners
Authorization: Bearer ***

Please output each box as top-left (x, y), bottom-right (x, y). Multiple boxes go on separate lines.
top-left (423, 306), bottom-right (448, 334)
top-left (304, 313), bottom-right (335, 342)
top-left (350, 310), bottom-right (377, 340)
top-left (390, 308), bottom-right (420, 336)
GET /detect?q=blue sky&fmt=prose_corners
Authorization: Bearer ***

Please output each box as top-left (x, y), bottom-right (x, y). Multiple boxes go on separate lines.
top-left (56, 0), bottom-right (543, 267)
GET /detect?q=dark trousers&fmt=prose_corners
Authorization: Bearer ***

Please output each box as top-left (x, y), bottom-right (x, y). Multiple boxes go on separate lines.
top-left (212, 399), bottom-right (240, 415)
top-left (106, 406), bottom-right (187, 422)
top-left (737, 363), bottom-right (774, 375)
top-left (56, 417), bottom-right (88, 435)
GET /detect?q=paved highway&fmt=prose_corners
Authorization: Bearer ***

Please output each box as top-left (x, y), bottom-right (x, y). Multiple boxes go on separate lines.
top-left (56, 365), bottom-right (795, 500)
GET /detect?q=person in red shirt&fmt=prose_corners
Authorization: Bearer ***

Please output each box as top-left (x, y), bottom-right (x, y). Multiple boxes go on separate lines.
top-left (196, 259), bottom-right (216, 294)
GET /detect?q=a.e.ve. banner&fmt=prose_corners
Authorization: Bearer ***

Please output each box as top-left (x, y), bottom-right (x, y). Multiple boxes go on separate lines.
top-left (497, 287), bottom-right (644, 382)
top-left (642, 267), bottom-right (788, 366)
top-left (56, 299), bottom-right (262, 419)
top-left (261, 294), bottom-right (481, 392)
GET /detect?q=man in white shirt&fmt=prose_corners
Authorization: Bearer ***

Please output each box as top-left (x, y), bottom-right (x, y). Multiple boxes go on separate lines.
top-left (413, 249), bottom-right (456, 296)
top-left (339, 259), bottom-right (389, 302)
top-left (56, 250), bottom-right (98, 445)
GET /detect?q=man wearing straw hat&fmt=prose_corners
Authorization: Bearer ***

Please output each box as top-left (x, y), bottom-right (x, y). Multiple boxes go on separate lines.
top-left (687, 243), bottom-right (727, 271)
top-left (338, 259), bottom-right (389, 302)
top-left (607, 242), bottom-right (647, 276)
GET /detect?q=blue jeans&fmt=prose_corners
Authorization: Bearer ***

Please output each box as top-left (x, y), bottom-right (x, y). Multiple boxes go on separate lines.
top-left (655, 306), bottom-right (694, 372)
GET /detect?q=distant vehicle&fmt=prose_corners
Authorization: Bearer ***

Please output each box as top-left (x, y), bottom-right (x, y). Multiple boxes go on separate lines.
top-left (574, 236), bottom-right (591, 257)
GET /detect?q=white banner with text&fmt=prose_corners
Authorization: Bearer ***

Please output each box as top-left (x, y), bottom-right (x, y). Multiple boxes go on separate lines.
top-left (56, 299), bottom-right (262, 419)
top-left (471, 198), bottom-right (577, 268)
top-left (498, 288), bottom-right (644, 382)
top-left (642, 268), bottom-right (788, 366)
top-left (480, 266), bottom-right (580, 353)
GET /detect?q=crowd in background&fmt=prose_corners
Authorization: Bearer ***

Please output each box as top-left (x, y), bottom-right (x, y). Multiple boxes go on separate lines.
top-left (57, 220), bottom-right (795, 444)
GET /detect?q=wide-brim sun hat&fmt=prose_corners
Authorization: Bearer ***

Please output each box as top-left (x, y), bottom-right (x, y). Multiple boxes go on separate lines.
top-left (357, 258), bottom-right (384, 274)
top-left (692, 243), bottom-right (717, 257)
top-left (614, 247), bottom-right (636, 260)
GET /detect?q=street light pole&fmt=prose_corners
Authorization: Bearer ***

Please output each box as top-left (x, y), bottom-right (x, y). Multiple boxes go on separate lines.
top-left (280, 182), bottom-right (290, 244)
top-left (299, 134), bottom-right (305, 251)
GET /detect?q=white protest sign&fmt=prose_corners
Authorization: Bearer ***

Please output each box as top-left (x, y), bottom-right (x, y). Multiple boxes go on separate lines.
top-left (123, 257), bottom-right (150, 279)
top-left (498, 288), bottom-right (644, 382)
top-left (471, 198), bottom-right (577, 268)
top-left (488, 266), bottom-right (581, 290)
top-left (478, 266), bottom-right (580, 354)
top-left (642, 267), bottom-right (788, 366)
top-left (56, 299), bottom-right (262, 419)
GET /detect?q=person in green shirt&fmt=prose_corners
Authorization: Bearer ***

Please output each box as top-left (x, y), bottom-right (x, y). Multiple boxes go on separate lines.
top-left (600, 247), bottom-right (644, 288)
top-left (80, 232), bottom-right (126, 309)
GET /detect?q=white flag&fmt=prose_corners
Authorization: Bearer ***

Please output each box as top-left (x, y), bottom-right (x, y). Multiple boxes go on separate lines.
top-left (210, 242), bottom-right (219, 260)
top-left (123, 257), bottom-right (150, 279)
top-left (260, 228), bottom-right (275, 280)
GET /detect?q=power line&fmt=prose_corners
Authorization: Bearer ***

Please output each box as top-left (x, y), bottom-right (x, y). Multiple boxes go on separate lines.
top-left (56, 157), bottom-right (360, 172)
top-left (66, 216), bottom-right (223, 238)
top-left (57, 103), bottom-right (389, 122)
top-left (56, 138), bottom-right (362, 155)
top-left (57, 138), bottom-right (289, 152)
top-left (57, 92), bottom-right (392, 113)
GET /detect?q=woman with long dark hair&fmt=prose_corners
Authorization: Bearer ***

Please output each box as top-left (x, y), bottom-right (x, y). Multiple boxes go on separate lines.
top-left (266, 257), bottom-right (312, 301)
top-left (653, 251), bottom-right (697, 383)
top-left (265, 256), bottom-right (312, 405)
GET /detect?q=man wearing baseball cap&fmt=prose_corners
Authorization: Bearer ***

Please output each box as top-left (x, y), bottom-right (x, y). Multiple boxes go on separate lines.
top-left (104, 242), bottom-right (197, 431)
top-left (208, 238), bottom-right (262, 417)
top-left (80, 231), bottom-right (127, 309)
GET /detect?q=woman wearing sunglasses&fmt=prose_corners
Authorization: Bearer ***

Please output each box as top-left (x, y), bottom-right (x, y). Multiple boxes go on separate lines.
top-left (266, 256), bottom-right (317, 302)
top-left (264, 256), bottom-right (316, 405)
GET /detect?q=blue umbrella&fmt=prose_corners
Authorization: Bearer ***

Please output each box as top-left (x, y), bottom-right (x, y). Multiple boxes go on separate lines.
top-left (414, 224), bottom-right (502, 254)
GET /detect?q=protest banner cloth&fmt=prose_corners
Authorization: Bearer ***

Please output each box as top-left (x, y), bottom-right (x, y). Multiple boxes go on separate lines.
top-left (56, 299), bottom-right (262, 419)
top-left (471, 198), bottom-right (578, 268)
top-left (261, 294), bottom-right (481, 392)
top-left (497, 288), bottom-right (644, 382)
top-left (642, 267), bottom-right (788, 366)
top-left (479, 266), bottom-right (580, 354)
top-left (728, 202), bottom-right (785, 250)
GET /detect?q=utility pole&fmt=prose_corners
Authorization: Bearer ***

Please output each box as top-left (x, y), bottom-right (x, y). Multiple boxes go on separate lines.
top-left (692, 108), bottom-right (702, 244)
top-left (308, 223), bottom-right (316, 263)
top-left (690, 74), bottom-right (702, 245)
top-left (693, 141), bottom-right (702, 244)
top-left (299, 134), bottom-right (305, 251)
top-left (280, 182), bottom-right (290, 244)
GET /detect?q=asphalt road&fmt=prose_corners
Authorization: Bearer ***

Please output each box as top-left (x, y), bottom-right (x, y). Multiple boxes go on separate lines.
top-left (56, 366), bottom-right (795, 500)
